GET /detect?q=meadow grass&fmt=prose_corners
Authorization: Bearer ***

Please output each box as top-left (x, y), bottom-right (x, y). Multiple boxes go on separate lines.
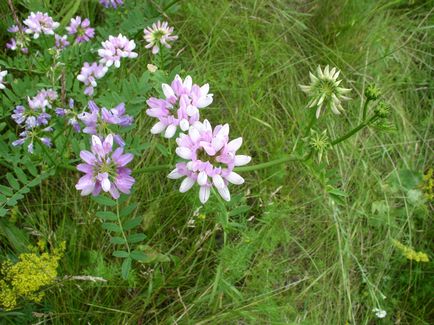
top-left (1, 0), bottom-right (433, 324)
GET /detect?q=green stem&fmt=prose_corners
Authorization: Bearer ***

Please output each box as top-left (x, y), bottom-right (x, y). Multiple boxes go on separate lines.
top-left (56, 127), bottom-right (72, 169)
top-left (116, 200), bottom-right (131, 254)
top-left (234, 154), bottom-right (305, 173)
top-left (362, 98), bottom-right (371, 121)
top-left (211, 187), bottom-right (229, 245)
top-left (304, 110), bottom-right (317, 137)
top-left (331, 115), bottom-right (378, 146)
top-left (163, 0), bottom-right (182, 11)
top-left (133, 164), bottom-right (172, 174)
top-left (35, 138), bottom-right (56, 166)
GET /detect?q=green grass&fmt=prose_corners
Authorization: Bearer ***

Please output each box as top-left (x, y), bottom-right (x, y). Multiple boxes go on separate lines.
top-left (1, 0), bottom-right (433, 324)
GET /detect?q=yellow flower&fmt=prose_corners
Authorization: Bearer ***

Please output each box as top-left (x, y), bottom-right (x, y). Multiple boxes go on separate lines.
top-left (392, 240), bottom-right (429, 263)
top-left (0, 242), bottom-right (65, 311)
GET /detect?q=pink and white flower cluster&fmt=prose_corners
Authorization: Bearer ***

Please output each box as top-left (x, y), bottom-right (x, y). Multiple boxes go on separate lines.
top-left (98, 34), bottom-right (138, 68)
top-left (77, 62), bottom-right (108, 96)
top-left (23, 12), bottom-right (59, 39)
top-left (147, 74), bottom-right (250, 204)
top-left (76, 134), bottom-right (134, 199)
top-left (168, 120), bottom-right (251, 204)
top-left (77, 34), bottom-right (137, 96)
top-left (66, 16), bottom-right (95, 43)
top-left (146, 75), bottom-right (213, 138)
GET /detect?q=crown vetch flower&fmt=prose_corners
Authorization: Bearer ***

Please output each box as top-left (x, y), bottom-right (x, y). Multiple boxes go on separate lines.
top-left (76, 134), bottom-right (135, 199)
top-left (99, 0), bottom-right (123, 8)
top-left (12, 89), bottom-right (57, 129)
top-left (66, 16), bottom-right (95, 43)
top-left (23, 12), bottom-right (59, 39)
top-left (54, 34), bottom-right (69, 50)
top-left (0, 70), bottom-right (7, 90)
top-left (147, 75), bottom-right (213, 138)
top-left (77, 62), bottom-right (108, 96)
top-left (299, 65), bottom-right (351, 118)
top-left (98, 34), bottom-right (138, 68)
top-left (6, 25), bottom-right (29, 53)
top-left (78, 101), bottom-right (133, 145)
top-left (144, 21), bottom-right (178, 55)
top-left (169, 119), bottom-right (251, 204)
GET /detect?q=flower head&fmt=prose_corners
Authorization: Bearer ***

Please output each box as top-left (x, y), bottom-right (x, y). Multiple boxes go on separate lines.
top-left (6, 25), bottom-right (29, 53)
top-left (98, 34), bottom-right (138, 68)
top-left (78, 101), bottom-right (133, 145)
top-left (0, 70), bottom-right (8, 90)
top-left (169, 119), bottom-right (251, 204)
top-left (54, 34), bottom-right (70, 50)
top-left (299, 65), bottom-right (351, 118)
top-left (66, 16), bottom-right (95, 43)
top-left (309, 129), bottom-right (330, 163)
top-left (77, 62), bottom-right (108, 96)
top-left (147, 75), bottom-right (213, 138)
top-left (99, 0), bottom-right (123, 8)
top-left (144, 21), bottom-right (178, 55)
top-left (23, 12), bottom-right (59, 39)
top-left (365, 84), bottom-right (381, 101)
top-left (76, 134), bottom-right (135, 199)
top-left (12, 89), bottom-right (57, 129)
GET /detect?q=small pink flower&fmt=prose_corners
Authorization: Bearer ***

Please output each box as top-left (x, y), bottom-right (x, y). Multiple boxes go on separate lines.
top-left (76, 134), bottom-right (135, 199)
top-left (146, 75), bottom-right (213, 138)
top-left (169, 119), bottom-right (251, 204)
top-left (98, 34), bottom-right (138, 68)
top-left (66, 16), bottom-right (95, 43)
top-left (144, 21), bottom-right (178, 55)
top-left (77, 62), bottom-right (108, 96)
top-left (23, 12), bottom-right (59, 39)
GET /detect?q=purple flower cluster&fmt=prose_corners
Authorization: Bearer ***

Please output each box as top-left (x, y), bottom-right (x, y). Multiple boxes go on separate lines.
top-left (6, 25), bottom-right (29, 54)
top-left (169, 120), bottom-right (251, 203)
top-left (54, 34), bottom-right (70, 50)
top-left (78, 101), bottom-right (133, 146)
top-left (11, 89), bottom-right (59, 153)
top-left (66, 16), bottom-right (95, 43)
top-left (76, 134), bottom-right (134, 199)
top-left (98, 34), bottom-right (138, 68)
top-left (99, 0), bottom-right (124, 9)
top-left (77, 62), bottom-right (108, 96)
top-left (23, 12), bottom-right (59, 39)
top-left (146, 75), bottom-right (213, 138)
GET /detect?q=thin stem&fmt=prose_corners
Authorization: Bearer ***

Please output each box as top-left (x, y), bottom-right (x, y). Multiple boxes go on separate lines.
top-left (116, 200), bottom-right (131, 254)
top-left (304, 110), bottom-right (317, 137)
top-left (163, 0), bottom-right (183, 11)
top-left (56, 127), bottom-right (72, 169)
top-left (211, 187), bottom-right (228, 245)
top-left (362, 98), bottom-right (371, 121)
top-left (331, 115), bottom-right (378, 146)
top-left (235, 154), bottom-right (305, 173)
top-left (35, 138), bottom-right (56, 166)
top-left (133, 164), bottom-right (172, 174)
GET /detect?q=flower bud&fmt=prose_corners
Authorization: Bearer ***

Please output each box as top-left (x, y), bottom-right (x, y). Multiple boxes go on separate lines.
top-left (374, 101), bottom-right (390, 118)
top-left (365, 84), bottom-right (381, 101)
